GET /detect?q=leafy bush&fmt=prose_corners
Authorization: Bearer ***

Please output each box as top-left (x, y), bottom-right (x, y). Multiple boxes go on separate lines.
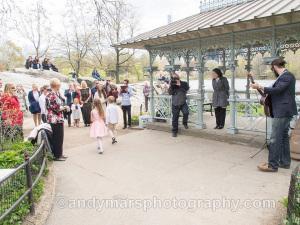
top-left (131, 115), bottom-right (139, 126)
top-left (0, 141), bottom-right (35, 169)
top-left (284, 168), bottom-right (300, 225)
top-left (0, 140), bottom-right (46, 225)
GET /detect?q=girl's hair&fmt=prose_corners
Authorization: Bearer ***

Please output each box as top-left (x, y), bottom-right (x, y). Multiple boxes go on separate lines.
top-left (4, 83), bottom-right (15, 95)
top-left (93, 98), bottom-right (104, 118)
top-left (212, 68), bottom-right (223, 78)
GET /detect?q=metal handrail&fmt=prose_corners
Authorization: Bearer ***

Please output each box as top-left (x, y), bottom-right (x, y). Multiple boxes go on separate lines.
top-left (0, 131), bottom-right (49, 222)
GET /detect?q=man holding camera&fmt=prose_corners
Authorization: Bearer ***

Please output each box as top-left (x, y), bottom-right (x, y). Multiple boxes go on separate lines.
top-left (168, 73), bottom-right (190, 137)
top-left (120, 79), bottom-right (133, 129)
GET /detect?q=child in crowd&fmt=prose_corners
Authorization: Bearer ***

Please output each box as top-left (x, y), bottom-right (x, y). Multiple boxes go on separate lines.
top-left (106, 96), bottom-right (119, 144)
top-left (71, 98), bottom-right (81, 127)
top-left (39, 85), bottom-right (49, 123)
top-left (90, 98), bottom-right (107, 154)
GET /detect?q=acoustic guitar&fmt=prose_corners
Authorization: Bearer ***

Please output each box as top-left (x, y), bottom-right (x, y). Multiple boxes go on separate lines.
top-left (248, 74), bottom-right (273, 117)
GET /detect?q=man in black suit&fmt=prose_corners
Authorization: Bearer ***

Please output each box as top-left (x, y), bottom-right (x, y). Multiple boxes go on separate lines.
top-left (251, 58), bottom-right (297, 172)
top-left (168, 73), bottom-right (190, 137)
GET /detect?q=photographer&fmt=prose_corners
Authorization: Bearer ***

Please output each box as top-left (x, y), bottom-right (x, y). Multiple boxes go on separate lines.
top-left (120, 79), bottom-right (133, 129)
top-left (168, 73), bottom-right (190, 137)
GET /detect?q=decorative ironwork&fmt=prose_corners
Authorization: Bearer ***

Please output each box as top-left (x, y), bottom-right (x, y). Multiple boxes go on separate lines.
top-left (199, 0), bottom-right (255, 12)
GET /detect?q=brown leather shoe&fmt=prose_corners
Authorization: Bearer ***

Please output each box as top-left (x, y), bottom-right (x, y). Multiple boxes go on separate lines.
top-left (257, 163), bottom-right (278, 172)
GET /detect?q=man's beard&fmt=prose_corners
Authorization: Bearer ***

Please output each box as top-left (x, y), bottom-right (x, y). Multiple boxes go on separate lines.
top-left (273, 70), bottom-right (280, 78)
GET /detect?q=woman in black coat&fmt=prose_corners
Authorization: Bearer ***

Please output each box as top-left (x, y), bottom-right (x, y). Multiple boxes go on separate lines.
top-left (212, 68), bottom-right (230, 129)
top-left (28, 84), bottom-right (41, 127)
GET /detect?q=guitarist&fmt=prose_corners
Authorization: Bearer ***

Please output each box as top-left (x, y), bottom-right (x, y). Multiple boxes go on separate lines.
top-left (250, 58), bottom-right (297, 172)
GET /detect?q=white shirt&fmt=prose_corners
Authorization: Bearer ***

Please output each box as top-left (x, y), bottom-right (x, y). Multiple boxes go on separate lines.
top-left (106, 103), bottom-right (119, 124)
top-left (39, 94), bottom-right (47, 115)
top-left (33, 91), bottom-right (40, 102)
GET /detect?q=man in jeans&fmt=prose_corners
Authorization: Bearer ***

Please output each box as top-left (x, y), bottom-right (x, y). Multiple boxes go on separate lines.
top-left (251, 58), bottom-right (297, 172)
top-left (120, 79), bottom-right (133, 129)
top-left (168, 73), bottom-right (190, 137)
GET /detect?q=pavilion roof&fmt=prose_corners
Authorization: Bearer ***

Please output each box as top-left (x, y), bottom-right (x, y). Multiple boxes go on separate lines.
top-left (116, 0), bottom-right (300, 49)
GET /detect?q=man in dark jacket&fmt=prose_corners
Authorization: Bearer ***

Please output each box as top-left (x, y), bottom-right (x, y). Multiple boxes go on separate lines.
top-left (251, 58), bottom-right (297, 172)
top-left (168, 73), bottom-right (190, 137)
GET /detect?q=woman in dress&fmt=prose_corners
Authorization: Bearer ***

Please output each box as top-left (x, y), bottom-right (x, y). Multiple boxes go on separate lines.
top-left (94, 84), bottom-right (107, 111)
top-left (0, 83), bottom-right (24, 138)
top-left (80, 81), bottom-right (92, 127)
top-left (28, 84), bottom-right (41, 127)
top-left (46, 78), bottom-right (68, 161)
top-left (90, 98), bottom-right (107, 154)
top-left (211, 68), bottom-right (230, 129)
top-left (16, 84), bottom-right (28, 113)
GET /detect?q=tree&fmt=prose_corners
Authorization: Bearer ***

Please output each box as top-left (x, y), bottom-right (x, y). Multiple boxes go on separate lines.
top-left (93, 0), bottom-right (137, 83)
top-left (14, 0), bottom-right (53, 57)
top-left (0, 41), bottom-right (24, 71)
top-left (56, 0), bottom-right (94, 77)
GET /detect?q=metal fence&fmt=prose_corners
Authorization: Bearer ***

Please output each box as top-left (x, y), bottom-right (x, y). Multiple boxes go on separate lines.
top-left (0, 131), bottom-right (50, 222)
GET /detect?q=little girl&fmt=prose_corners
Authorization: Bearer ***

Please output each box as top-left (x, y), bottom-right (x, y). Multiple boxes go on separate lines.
top-left (90, 98), bottom-right (107, 154)
top-left (71, 98), bottom-right (81, 127)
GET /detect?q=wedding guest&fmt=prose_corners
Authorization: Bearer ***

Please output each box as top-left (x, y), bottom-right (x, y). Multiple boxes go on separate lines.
top-left (80, 81), bottom-right (92, 127)
top-left (108, 85), bottom-right (119, 101)
top-left (64, 83), bottom-right (76, 127)
top-left (91, 80), bottom-right (99, 98)
top-left (211, 68), bottom-right (230, 129)
top-left (32, 56), bottom-right (41, 69)
top-left (25, 56), bottom-right (33, 69)
top-left (120, 79), bottom-right (133, 129)
top-left (46, 78), bottom-right (67, 161)
top-left (42, 58), bottom-right (50, 70)
top-left (28, 84), bottom-right (41, 127)
top-left (90, 98), bottom-right (107, 154)
top-left (39, 85), bottom-right (49, 123)
top-left (71, 98), bottom-right (81, 127)
top-left (143, 81), bottom-right (151, 112)
top-left (94, 84), bottom-right (107, 111)
top-left (16, 84), bottom-right (28, 113)
top-left (106, 96), bottom-right (119, 144)
top-left (0, 83), bottom-right (24, 138)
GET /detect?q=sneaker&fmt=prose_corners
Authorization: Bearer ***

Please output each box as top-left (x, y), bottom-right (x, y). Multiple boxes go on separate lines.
top-left (112, 138), bottom-right (117, 144)
top-left (257, 163), bottom-right (278, 172)
top-left (172, 132), bottom-right (178, 138)
top-left (184, 124), bottom-right (189, 129)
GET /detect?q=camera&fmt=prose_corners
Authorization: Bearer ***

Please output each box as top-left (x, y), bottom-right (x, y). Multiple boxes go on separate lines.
top-left (171, 77), bottom-right (179, 86)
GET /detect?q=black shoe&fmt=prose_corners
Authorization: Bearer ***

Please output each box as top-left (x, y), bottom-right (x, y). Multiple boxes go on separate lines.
top-left (184, 124), bottom-right (189, 129)
top-left (279, 164), bottom-right (290, 169)
top-left (214, 126), bottom-right (219, 129)
top-left (123, 126), bottom-right (127, 129)
top-left (172, 132), bottom-right (177, 137)
top-left (112, 138), bottom-right (117, 144)
top-left (53, 157), bottom-right (66, 161)
top-left (218, 126), bottom-right (224, 129)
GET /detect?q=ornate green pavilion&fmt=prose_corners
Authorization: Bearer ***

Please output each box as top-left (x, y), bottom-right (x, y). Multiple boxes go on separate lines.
top-left (116, 0), bottom-right (300, 134)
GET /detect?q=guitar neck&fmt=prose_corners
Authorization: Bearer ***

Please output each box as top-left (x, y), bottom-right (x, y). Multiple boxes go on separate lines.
top-left (248, 74), bottom-right (265, 97)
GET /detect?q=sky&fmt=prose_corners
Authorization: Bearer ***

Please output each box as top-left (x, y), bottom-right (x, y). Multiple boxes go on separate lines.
top-left (8, 0), bottom-right (201, 53)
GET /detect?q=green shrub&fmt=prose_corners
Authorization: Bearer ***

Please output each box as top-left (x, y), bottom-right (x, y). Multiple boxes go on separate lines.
top-left (0, 140), bottom-right (46, 225)
top-left (131, 115), bottom-right (139, 126)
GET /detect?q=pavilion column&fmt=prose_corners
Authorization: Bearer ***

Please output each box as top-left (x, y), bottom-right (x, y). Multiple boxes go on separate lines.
top-left (148, 50), bottom-right (155, 121)
top-left (245, 46), bottom-right (252, 116)
top-left (185, 52), bottom-right (191, 86)
top-left (227, 33), bottom-right (238, 134)
top-left (195, 49), bottom-right (206, 129)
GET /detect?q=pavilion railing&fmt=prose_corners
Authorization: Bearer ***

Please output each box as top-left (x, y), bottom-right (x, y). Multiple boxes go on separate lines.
top-left (0, 131), bottom-right (50, 222)
top-left (151, 91), bottom-right (300, 133)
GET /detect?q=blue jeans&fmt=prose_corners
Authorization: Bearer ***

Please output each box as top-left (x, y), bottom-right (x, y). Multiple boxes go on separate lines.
top-left (268, 117), bottom-right (292, 169)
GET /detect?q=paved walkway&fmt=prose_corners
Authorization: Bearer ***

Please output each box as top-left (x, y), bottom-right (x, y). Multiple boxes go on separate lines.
top-left (46, 127), bottom-right (292, 225)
